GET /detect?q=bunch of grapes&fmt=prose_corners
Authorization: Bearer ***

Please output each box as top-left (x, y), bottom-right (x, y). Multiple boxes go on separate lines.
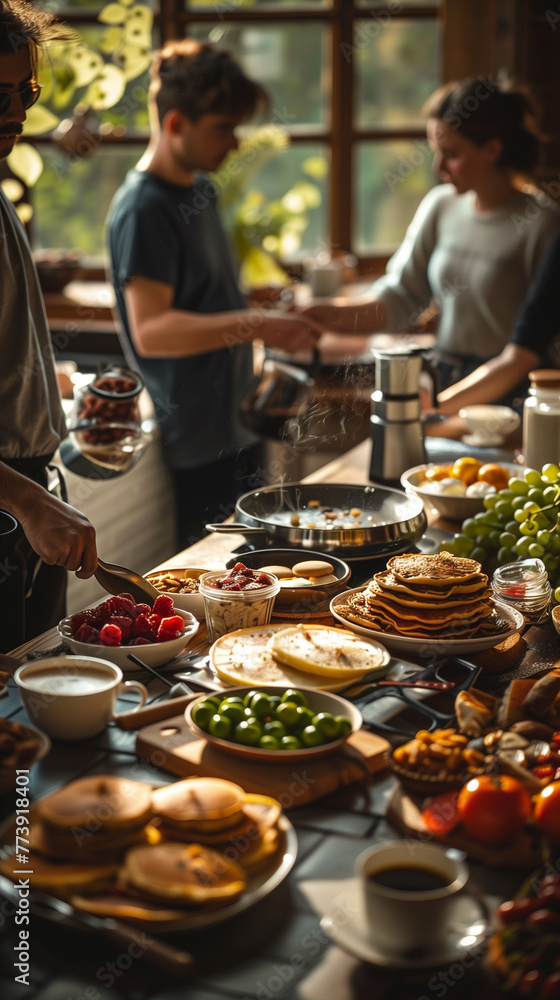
top-left (439, 463), bottom-right (560, 601)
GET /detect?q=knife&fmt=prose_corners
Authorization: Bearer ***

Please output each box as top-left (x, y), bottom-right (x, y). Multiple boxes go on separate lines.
top-left (0, 873), bottom-right (194, 978)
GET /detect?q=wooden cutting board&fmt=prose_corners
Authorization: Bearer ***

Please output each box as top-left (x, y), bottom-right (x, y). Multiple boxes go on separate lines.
top-left (387, 781), bottom-right (542, 869)
top-left (136, 716), bottom-right (390, 805)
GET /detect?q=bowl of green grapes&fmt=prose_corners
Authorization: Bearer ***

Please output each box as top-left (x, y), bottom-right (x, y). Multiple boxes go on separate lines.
top-left (439, 462), bottom-right (560, 599)
top-left (185, 685), bottom-right (363, 762)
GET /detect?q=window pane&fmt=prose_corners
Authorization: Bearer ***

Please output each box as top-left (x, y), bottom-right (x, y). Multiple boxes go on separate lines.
top-left (354, 140), bottom-right (435, 254)
top-left (32, 146), bottom-right (141, 258)
top-left (188, 22), bottom-right (327, 127)
top-left (355, 19), bottom-right (441, 129)
top-left (219, 142), bottom-right (328, 285)
top-left (37, 25), bottom-right (152, 135)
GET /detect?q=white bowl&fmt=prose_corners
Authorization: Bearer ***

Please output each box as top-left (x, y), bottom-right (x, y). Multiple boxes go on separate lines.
top-left (401, 462), bottom-right (521, 522)
top-left (144, 567), bottom-right (206, 619)
top-left (58, 608), bottom-right (199, 670)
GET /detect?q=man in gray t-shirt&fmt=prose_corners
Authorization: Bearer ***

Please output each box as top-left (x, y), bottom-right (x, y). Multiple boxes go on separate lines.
top-left (0, 2), bottom-right (97, 651)
top-left (107, 39), bottom-right (322, 548)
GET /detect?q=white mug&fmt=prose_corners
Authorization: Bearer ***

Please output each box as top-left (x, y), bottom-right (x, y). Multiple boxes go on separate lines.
top-left (14, 655), bottom-right (148, 741)
top-left (355, 840), bottom-right (470, 954)
top-left (304, 256), bottom-right (344, 298)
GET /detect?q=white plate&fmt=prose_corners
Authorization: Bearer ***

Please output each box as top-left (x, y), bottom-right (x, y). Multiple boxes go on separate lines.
top-left (320, 878), bottom-right (488, 969)
top-left (0, 805), bottom-right (297, 934)
top-left (330, 588), bottom-right (524, 656)
top-left (209, 623), bottom-right (391, 693)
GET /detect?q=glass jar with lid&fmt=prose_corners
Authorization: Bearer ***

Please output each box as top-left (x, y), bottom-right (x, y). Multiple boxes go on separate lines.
top-left (522, 369), bottom-right (560, 471)
top-left (492, 557), bottom-right (551, 624)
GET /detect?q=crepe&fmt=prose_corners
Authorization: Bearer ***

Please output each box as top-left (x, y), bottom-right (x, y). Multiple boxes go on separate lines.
top-left (269, 624), bottom-right (389, 678)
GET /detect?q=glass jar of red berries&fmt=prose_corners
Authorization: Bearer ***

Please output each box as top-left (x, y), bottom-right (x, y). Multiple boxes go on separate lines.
top-left (67, 366), bottom-right (147, 473)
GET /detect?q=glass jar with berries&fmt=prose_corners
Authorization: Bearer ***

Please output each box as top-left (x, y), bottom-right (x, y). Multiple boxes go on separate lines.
top-left (63, 366), bottom-right (148, 477)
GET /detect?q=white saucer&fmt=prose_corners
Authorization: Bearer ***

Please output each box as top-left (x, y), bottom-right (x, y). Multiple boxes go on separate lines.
top-left (462, 433), bottom-right (505, 448)
top-left (320, 879), bottom-right (489, 969)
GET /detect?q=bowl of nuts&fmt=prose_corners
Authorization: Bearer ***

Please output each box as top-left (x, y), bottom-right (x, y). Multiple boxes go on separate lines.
top-left (388, 727), bottom-right (486, 795)
top-left (0, 718), bottom-right (51, 796)
top-left (144, 567), bottom-right (206, 619)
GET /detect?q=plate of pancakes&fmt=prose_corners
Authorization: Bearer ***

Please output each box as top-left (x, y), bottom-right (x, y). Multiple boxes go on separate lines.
top-left (208, 622), bottom-right (391, 693)
top-left (0, 774), bottom-right (297, 932)
top-left (330, 551), bottom-right (524, 656)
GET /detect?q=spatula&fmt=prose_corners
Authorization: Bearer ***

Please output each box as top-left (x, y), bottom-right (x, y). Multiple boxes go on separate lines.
top-left (94, 557), bottom-right (160, 606)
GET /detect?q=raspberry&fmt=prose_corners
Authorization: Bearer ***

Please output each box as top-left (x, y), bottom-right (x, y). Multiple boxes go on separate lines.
top-left (157, 615), bottom-right (184, 643)
top-left (131, 603), bottom-right (151, 621)
top-left (131, 636), bottom-right (151, 646)
top-left (131, 613), bottom-right (155, 640)
top-left (110, 595), bottom-right (136, 618)
top-left (100, 623), bottom-right (122, 646)
top-left (75, 624), bottom-right (101, 644)
top-left (110, 615), bottom-right (132, 642)
top-left (69, 610), bottom-right (93, 636)
top-left (153, 594), bottom-right (174, 617)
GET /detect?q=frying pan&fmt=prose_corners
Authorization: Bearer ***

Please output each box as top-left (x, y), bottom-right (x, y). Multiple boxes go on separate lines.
top-left (206, 482), bottom-right (427, 560)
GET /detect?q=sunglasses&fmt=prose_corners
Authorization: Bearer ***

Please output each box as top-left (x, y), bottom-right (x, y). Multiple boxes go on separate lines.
top-left (0, 82), bottom-right (42, 118)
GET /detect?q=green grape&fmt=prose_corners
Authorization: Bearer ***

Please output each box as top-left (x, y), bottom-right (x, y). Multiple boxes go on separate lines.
top-left (543, 554), bottom-right (560, 573)
top-left (486, 530), bottom-right (502, 549)
top-left (511, 495), bottom-right (528, 511)
top-left (524, 469), bottom-right (544, 487)
top-left (514, 508), bottom-right (530, 523)
top-left (515, 536), bottom-right (534, 557)
top-left (528, 542), bottom-right (545, 558)
top-left (474, 510), bottom-right (498, 525)
top-left (535, 512), bottom-right (552, 530)
top-left (497, 546), bottom-right (515, 566)
top-left (499, 531), bottom-right (518, 548)
top-left (498, 489), bottom-right (515, 502)
top-left (543, 485), bottom-right (560, 504)
top-left (439, 541), bottom-right (456, 553)
top-left (462, 518), bottom-right (479, 539)
top-left (524, 500), bottom-right (541, 513)
top-left (542, 463), bottom-right (560, 482)
top-left (483, 494), bottom-right (499, 510)
top-left (527, 489), bottom-right (545, 506)
top-left (469, 546), bottom-right (486, 563)
top-left (494, 500), bottom-right (514, 519)
top-left (555, 586), bottom-right (560, 603)
top-left (550, 535), bottom-right (560, 554)
top-left (509, 478), bottom-right (530, 496)
top-left (536, 530), bottom-right (552, 547)
top-left (453, 534), bottom-right (475, 556)
top-left (504, 520), bottom-right (521, 535)
top-left (519, 520), bottom-right (539, 536)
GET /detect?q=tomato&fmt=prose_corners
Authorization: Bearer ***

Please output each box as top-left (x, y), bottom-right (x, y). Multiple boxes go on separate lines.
top-left (457, 774), bottom-right (532, 846)
top-left (534, 782), bottom-right (560, 840)
top-left (421, 791), bottom-right (461, 836)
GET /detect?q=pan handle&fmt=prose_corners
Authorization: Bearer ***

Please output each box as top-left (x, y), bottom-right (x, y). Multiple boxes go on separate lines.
top-left (205, 522), bottom-right (268, 536)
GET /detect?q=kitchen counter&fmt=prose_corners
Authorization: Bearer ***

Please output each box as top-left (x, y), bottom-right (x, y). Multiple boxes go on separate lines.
top-left (0, 438), bottom-right (542, 1000)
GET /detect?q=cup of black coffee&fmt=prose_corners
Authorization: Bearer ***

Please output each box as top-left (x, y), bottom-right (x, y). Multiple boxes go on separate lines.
top-left (356, 841), bottom-right (469, 954)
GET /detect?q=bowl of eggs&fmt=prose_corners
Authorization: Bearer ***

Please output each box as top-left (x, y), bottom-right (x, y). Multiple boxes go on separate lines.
top-left (401, 459), bottom-right (520, 522)
top-left (225, 549), bottom-right (351, 611)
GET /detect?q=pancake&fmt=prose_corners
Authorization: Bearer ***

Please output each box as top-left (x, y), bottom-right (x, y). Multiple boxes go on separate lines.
top-left (0, 846), bottom-right (118, 896)
top-left (269, 624), bottom-right (389, 678)
top-left (120, 842), bottom-right (247, 904)
top-left (211, 626), bottom-right (351, 690)
top-left (370, 571), bottom-right (490, 604)
top-left (387, 552), bottom-right (484, 585)
top-left (70, 892), bottom-right (186, 924)
top-left (38, 776), bottom-right (153, 833)
top-left (152, 778), bottom-right (246, 834)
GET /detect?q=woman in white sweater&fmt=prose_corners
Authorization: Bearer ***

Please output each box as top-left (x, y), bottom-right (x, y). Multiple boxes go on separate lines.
top-left (305, 77), bottom-right (560, 402)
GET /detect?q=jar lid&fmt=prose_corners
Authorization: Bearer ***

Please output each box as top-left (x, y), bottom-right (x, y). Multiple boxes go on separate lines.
top-left (529, 369), bottom-right (560, 389)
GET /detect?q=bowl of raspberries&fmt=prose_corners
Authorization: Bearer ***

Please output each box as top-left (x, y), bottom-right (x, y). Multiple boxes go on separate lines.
top-left (58, 592), bottom-right (199, 669)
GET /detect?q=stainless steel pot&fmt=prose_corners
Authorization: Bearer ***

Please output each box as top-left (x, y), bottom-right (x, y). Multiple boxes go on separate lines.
top-left (206, 482), bottom-right (427, 560)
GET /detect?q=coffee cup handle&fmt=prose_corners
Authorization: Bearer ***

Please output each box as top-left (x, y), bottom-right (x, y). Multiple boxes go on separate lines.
top-left (112, 680), bottom-right (148, 719)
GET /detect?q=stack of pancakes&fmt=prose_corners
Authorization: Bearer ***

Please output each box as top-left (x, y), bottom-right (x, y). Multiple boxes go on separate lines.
top-left (0, 774), bottom-right (285, 922)
top-left (336, 552), bottom-right (506, 639)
